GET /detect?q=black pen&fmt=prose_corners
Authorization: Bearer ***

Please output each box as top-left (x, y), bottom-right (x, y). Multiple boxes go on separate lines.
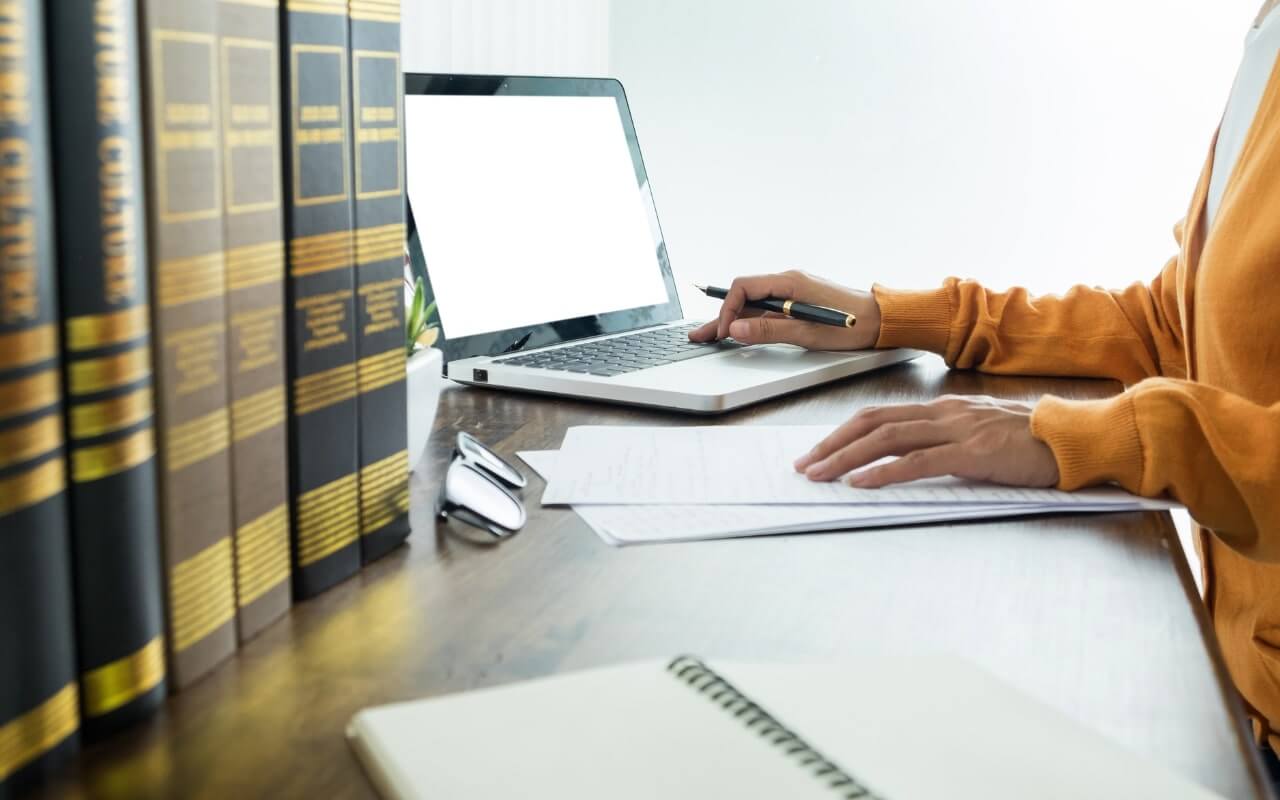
top-left (694, 284), bottom-right (857, 329)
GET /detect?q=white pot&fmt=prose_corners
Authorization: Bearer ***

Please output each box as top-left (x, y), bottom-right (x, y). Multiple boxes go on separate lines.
top-left (406, 346), bottom-right (445, 473)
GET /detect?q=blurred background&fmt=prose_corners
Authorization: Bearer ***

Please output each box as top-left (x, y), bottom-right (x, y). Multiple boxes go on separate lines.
top-left (401, 0), bottom-right (1264, 582)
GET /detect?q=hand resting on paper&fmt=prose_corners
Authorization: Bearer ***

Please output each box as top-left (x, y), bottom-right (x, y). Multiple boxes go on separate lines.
top-left (793, 395), bottom-right (1061, 489)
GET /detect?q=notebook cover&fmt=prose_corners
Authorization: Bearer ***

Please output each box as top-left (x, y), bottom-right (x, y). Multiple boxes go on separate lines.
top-left (45, 0), bottom-right (168, 734)
top-left (347, 657), bottom-right (1226, 800)
top-left (281, 0), bottom-right (363, 597)
top-left (217, 0), bottom-right (294, 642)
top-left (349, 0), bottom-right (410, 563)
top-left (137, 0), bottom-right (239, 688)
top-left (0, 0), bottom-right (81, 788)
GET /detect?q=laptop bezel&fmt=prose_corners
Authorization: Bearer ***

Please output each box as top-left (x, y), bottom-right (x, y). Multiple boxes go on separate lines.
top-left (403, 73), bottom-right (684, 365)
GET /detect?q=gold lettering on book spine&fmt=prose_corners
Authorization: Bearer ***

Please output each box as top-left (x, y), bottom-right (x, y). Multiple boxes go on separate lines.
top-left (0, 368), bottom-right (57, 421)
top-left (151, 30), bottom-right (221, 223)
top-left (289, 229), bottom-right (353, 276)
top-left (169, 538), bottom-right (235, 652)
top-left (290, 44), bottom-right (349, 206)
top-left (359, 448), bottom-right (407, 534)
top-left (0, 683), bottom-right (79, 783)
top-left (0, 323), bottom-right (53, 371)
top-left (0, 412), bottom-right (62, 470)
top-left (220, 36), bottom-right (280, 214)
top-left (231, 384), bottom-right (285, 442)
top-left (163, 407), bottom-right (230, 472)
top-left (234, 503), bottom-right (290, 606)
top-left (95, 0), bottom-right (142, 305)
top-left (292, 361), bottom-right (357, 415)
top-left (65, 305), bottom-right (148, 351)
top-left (353, 222), bottom-right (403, 265)
top-left (352, 50), bottom-right (401, 199)
top-left (0, 456), bottom-right (64, 516)
top-left (356, 346), bottom-right (403, 395)
top-left (81, 636), bottom-right (164, 718)
top-left (71, 427), bottom-right (154, 483)
top-left (296, 472), bottom-right (359, 565)
top-left (349, 0), bottom-right (399, 23)
top-left (69, 385), bottom-right (153, 439)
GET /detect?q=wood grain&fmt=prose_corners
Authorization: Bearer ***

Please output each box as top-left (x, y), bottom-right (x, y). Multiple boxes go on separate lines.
top-left (41, 355), bottom-right (1269, 799)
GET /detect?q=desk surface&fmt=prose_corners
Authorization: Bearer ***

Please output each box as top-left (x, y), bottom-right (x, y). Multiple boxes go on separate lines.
top-left (49, 355), bottom-right (1268, 799)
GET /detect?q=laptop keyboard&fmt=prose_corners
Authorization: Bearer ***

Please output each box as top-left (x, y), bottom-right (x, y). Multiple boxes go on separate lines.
top-left (494, 322), bottom-right (742, 377)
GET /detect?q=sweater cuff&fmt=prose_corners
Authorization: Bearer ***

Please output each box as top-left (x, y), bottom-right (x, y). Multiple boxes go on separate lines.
top-left (1031, 394), bottom-right (1145, 491)
top-left (871, 284), bottom-right (953, 353)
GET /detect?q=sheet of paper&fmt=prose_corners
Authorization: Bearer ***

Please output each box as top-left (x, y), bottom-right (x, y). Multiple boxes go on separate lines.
top-left (519, 451), bottom-right (1155, 548)
top-left (538, 426), bottom-right (1177, 509)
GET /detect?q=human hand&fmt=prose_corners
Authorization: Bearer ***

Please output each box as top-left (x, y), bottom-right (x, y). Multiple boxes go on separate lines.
top-left (687, 271), bottom-right (882, 350)
top-left (793, 395), bottom-right (1060, 488)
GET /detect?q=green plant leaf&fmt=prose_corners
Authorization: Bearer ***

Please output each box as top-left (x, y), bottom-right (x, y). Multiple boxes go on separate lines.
top-left (406, 277), bottom-right (427, 356)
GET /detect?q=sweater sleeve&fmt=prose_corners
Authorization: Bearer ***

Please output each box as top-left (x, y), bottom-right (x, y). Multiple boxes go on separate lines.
top-left (1031, 380), bottom-right (1280, 563)
top-left (872, 238), bottom-right (1188, 384)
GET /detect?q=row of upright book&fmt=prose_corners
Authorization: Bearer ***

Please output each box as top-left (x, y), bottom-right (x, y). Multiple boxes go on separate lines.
top-left (0, 0), bottom-right (410, 791)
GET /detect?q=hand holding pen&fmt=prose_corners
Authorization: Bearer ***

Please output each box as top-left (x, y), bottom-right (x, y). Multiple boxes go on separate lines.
top-left (688, 271), bottom-right (883, 351)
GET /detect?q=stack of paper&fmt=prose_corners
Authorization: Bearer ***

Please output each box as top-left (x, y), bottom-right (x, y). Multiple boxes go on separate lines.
top-left (521, 425), bottom-right (1178, 547)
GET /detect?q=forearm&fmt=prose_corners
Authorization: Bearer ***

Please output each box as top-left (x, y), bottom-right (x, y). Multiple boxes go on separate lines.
top-left (1032, 379), bottom-right (1280, 562)
top-left (873, 266), bottom-right (1185, 383)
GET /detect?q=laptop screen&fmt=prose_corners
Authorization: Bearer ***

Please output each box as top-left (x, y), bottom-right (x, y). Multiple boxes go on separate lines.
top-left (403, 76), bottom-right (683, 363)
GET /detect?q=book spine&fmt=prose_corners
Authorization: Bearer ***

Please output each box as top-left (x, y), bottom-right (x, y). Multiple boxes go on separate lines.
top-left (137, 0), bottom-right (238, 688)
top-left (348, 0), bottom-right (409, 563)
top-left (217, 0), bottom-right (293, 642)
top-left (281, 0), bottom-right (362, 597)
top-left (0, 0), bottom-right (81, 789)
top-left (45, 0), bottom-right (168, 735)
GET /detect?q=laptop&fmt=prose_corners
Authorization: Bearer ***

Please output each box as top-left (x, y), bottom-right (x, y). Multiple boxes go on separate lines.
top-left (403, 74), bottom-right (920, 414)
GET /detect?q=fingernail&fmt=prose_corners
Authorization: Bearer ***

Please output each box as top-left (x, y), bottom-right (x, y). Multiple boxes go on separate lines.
top-left (847, 472), bottom-right (870, 487)
top-left (729, 320), bottom-right (749, 339)
top-left (793, 455), bottom-right (812, 471)
top-left (804, 462), bottom-right (828, 480)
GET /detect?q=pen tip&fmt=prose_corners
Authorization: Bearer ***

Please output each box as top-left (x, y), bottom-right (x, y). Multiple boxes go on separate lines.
top-left (693, 283), bottom-right (706, 292)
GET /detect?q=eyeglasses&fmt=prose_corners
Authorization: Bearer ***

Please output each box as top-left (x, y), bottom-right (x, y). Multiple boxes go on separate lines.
top-left (436, 431), bottom-right (528, 538)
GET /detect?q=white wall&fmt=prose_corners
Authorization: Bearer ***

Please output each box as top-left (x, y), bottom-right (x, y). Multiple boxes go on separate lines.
top-left (401, 0), bottom-right (609, 76)
top-left (609, 0), bottom-right (1261, 317)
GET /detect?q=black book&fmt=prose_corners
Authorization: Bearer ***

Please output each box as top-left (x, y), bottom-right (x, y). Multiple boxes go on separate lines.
top-left (280, 0), bottom-right (363, 597)
top-left (348, 0), bottom-right (410, 562)
top-left (0, 0), bottom-right (80, 791)
top-left (44, 0), bottom-right (168, 733)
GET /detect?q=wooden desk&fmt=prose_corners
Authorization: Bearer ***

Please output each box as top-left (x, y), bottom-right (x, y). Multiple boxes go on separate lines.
top-left (48, 355), bottom-right (1270, 799)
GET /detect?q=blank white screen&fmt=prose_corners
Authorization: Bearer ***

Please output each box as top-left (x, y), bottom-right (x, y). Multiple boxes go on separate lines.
top-left (404, 94), bottom-right (671, 340)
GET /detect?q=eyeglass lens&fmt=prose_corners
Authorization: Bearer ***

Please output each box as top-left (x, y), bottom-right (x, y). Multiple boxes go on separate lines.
top-left (457, 431), bottom-right (527, 489)
top-left (443, 462), bottom-right (526, 535)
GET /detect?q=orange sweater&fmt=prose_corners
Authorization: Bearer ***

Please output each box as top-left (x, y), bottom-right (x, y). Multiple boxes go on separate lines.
top-left (872, 66), bottom-right (1280, 748)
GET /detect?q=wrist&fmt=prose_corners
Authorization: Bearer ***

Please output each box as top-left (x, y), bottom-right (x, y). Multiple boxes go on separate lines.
top-left (870, 284), bottom-right (953, 353)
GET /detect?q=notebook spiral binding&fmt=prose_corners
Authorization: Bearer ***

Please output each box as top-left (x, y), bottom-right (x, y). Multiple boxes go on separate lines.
top-left (667, 655), bottom-right (884, 800)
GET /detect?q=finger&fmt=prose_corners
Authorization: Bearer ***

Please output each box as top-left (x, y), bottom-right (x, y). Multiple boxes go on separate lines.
top-left (802, 420), bottom-right (956, 482)
top-left (689, 309), bottom-right (764, 342)
top-left (687, 319), bottom-right (720, 342)
top-left (716, 274), bottom-right (800, 340)
top-left (794, 404), bottom-right (943, 471)
top-left (727, 316), bottom-right (837, 349)
top-left (846, 443), bottom-right (967, 488)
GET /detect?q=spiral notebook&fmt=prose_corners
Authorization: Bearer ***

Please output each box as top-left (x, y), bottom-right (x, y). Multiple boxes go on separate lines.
top-left (346, 655), bottom-right (1222, 799)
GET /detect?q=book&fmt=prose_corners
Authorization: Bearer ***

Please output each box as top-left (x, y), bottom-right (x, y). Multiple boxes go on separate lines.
top-left (0, 0), bottom-right (81, 789)
top-left (348, 0), bottom-right (410, 563)
top-left (347, 655), bottom-right (1223, 800)
top-left (137, 0), bottom-right (238, 688)
top-left (44, 0), bottom-right (168, 733)
top-left (281, 0), bottom-right (363, 597)
top-left (217, 0), bottom-right (293, 642)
